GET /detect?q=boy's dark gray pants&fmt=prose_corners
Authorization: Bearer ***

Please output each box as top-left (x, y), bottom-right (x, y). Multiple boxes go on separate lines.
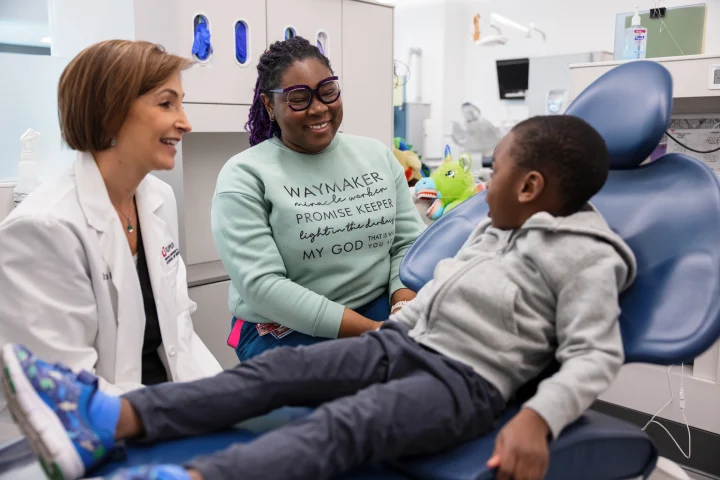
top-left (123, 321), bottom-right (505, 480)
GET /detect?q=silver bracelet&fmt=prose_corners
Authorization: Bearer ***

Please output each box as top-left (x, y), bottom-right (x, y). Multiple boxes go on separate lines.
top-left (391, 300), bottom-right (410, 311)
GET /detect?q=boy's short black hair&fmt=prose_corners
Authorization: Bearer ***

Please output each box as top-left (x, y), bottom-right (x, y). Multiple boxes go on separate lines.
top-left (511, 115), bottom-right (610, 216)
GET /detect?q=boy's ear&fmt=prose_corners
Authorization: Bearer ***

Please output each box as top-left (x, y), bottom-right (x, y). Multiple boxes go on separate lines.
top-left (518, 170), bottom-right (545, 204)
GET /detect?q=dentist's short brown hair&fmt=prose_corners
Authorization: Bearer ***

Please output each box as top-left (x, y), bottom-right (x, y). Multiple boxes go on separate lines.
top-left (58, 40), bottom-right (192, 152)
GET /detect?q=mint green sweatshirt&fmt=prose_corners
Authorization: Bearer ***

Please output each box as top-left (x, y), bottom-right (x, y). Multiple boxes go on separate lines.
top-left (211, 133), bottom-right (426, 338)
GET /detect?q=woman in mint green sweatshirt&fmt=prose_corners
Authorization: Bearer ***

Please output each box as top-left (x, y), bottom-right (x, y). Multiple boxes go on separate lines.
top-left (212, 37), bottom-right (426, 361)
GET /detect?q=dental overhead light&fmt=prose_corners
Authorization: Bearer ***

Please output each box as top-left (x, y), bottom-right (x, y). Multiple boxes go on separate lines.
top-left (474, 13), bottom-right (546, 46)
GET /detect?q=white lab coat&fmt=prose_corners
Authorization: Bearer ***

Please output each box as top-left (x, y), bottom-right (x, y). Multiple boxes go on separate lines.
top-left (0, 151), bottom-right (222, 395)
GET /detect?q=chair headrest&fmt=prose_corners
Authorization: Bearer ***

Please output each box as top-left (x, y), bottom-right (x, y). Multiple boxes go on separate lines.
top-left (565, 61), bottom-right (673, 170)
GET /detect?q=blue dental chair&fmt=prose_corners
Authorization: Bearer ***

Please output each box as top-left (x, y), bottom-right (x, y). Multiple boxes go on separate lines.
top-left (394, 60), bottom-right (720, 479)
top-left (5, 62), bottom-right (720, 480)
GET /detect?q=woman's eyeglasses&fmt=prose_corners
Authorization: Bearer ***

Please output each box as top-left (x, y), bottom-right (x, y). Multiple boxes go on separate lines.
top-left (266, 76), bottom-right (341, 112)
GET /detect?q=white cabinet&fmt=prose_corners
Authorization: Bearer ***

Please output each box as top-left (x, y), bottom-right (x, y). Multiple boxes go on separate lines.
top-left (181, 132), bottom-right (250, 266)
top-left (134, 0), bottom-right (267, 105)
top-left (266, 0), bottom-right (342, 77)
top-left (188, 280), bottom-right (238, 370)
top-left (171, 0), bottom-right (267, 105)
top-left (340, 0), bottom-right (394, 146)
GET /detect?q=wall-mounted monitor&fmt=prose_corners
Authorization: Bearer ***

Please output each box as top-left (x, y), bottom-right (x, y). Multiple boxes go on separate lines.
top-left (497, 58), bottom-right (529, 100)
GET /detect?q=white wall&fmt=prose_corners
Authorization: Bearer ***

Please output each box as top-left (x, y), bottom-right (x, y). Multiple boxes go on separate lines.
top-left (48, 0), bottom-right (135, 58)
top-left (0, 0), bottom-right (140, 184)
top-left (0, 53), bottom-right (73, 182)
top-left (0, 0), bottom-right (50, 47)
top-left (394, 0), bottom-right (447, 159)
top-left (395, 0), bottom-right (720, 159)
top-left (441, 0), bottom-right (472, 157)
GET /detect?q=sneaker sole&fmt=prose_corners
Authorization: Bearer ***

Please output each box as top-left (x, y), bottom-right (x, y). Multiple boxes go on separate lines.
top-left (0, 345), bottom-right (85, 480)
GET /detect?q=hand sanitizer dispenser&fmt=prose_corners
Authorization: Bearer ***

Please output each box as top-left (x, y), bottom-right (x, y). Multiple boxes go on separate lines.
top-left (14, 129), bottom-right (41, 207)
top-left (623, 6), bottom-right (648, 60)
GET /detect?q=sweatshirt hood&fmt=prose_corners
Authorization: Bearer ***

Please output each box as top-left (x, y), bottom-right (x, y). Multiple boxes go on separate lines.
top-left (521, 203), bottom-right (637, 290)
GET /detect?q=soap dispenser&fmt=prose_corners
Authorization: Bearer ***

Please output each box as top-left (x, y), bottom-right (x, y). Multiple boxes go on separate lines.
top-left (14, 129), bottom-right (41, 207)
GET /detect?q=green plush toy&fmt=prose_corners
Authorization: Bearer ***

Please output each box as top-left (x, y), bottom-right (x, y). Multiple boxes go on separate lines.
top-left (414, 145), bottom-right (481, 220)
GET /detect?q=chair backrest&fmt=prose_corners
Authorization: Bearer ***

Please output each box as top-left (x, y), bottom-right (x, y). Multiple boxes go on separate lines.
top-left (399, 61), bottom-right (720, 365)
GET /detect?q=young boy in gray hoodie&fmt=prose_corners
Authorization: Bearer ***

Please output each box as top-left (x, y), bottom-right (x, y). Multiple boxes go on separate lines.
top-left (2, 115), bottom-right (636, 480)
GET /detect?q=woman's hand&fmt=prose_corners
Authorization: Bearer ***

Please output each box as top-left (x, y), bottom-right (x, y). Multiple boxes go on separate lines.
top-left (337, 289), bottom-right (417, 338)
top-left (338, 308), bottom-right (382, 338)
top-left (391, 288), bottom-right (417, 314)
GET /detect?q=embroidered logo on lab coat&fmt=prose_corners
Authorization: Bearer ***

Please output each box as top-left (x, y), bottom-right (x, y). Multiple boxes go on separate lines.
top-left (162, 242), bottom-right (179, 265)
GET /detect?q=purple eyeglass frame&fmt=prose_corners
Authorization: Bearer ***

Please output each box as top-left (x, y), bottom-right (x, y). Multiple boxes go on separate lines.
top-left (266, 76), bottom-right (341, 111)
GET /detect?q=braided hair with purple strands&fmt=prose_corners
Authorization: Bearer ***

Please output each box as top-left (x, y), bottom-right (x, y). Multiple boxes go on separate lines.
top-left (245, 36), bottom-right (333, 147)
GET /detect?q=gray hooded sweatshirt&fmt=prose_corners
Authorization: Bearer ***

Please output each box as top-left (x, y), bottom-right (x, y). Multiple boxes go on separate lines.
top-left (392, 204), bottom-right (637, 438)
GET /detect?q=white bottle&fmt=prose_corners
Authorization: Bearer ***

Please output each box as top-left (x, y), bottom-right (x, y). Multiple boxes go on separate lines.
top-left (623, 6), bottom-right (648, 60)
top-left (14, 129), bottom-right (41, 208)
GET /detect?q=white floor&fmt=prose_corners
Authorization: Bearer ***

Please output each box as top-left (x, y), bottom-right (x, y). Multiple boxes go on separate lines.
top-left (685, 468), bottom-right (719, 480)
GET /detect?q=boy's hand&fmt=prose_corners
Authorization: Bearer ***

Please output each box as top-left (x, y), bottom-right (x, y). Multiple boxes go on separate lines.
top-left (486, 408), bottom-right (550, 480)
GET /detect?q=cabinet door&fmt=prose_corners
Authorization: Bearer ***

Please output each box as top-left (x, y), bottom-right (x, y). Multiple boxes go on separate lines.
top-left (188, 281), bottom-right (238, 369)
top-left (173, 0), bottom-right (267, 105)
top-left (266, 0), bottom-right (342, 78)
top-left (341, 1), bottom-right (394, 146)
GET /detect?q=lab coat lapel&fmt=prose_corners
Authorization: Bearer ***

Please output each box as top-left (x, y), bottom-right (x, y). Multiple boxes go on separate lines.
top-left (75, 152), bottom-right (145, 384)
top-left (135, 178), bottom-right (179, 377)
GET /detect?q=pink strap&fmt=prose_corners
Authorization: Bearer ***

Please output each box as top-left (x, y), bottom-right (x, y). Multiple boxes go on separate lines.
top-left (227, 319), bottom-right (244, 349)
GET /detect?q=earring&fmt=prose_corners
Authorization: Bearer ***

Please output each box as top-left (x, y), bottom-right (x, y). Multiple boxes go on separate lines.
top-left (267, 110), bottom-right (275, 121)
top-left (110, 138), bottom-right (116, 147)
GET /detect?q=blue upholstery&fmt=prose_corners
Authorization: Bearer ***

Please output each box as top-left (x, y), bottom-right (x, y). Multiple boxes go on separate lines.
top-left (399, 190), bottom-right (489, 295)
top-left (564, 61), bottom-right (673, 170)
top-left (390, 408), bottom-right (656, 480)
top-left (90, 407), bottom-right (654, 480)
top-left (92, 408), bottom-right (409, 479)
top-left (591, 155), bottom-right (720, 363)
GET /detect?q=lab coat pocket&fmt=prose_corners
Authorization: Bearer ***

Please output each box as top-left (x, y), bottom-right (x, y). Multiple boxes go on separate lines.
top-left (168, 267), bottom-right (196, 316)
top-left (164, 261), bottom-right (179, 293)
top-left (176, 308), bottom-right (195, 348)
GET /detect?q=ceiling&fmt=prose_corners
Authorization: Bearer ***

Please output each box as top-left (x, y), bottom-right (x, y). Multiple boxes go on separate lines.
top-left (0, 0), bottom-right (50, 47)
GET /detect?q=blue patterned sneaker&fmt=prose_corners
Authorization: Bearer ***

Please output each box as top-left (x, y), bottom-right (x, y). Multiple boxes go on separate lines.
top-left (106, 465), bottom-right (191, 480)
top-left (0, 344), bottom-right (117, 479)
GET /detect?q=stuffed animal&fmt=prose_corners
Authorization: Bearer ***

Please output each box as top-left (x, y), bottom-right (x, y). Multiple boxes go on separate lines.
top-left (392, 138), bottom-right (423, 186)
top-left (414, 145), bottom-right (482, 221)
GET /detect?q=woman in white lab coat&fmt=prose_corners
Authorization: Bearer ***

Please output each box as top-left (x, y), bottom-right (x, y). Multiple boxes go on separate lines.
top-left (0, 40), bottom-right (222, 394)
